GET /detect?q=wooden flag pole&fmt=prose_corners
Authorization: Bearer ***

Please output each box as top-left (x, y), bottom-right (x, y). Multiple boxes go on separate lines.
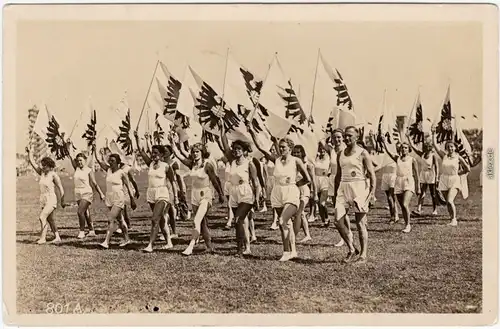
top-left (136, 59), bottom-right (160, 131)
top-left (309, 48), bottom-right (321, 118)
top-left (248, 54), bottom-right (275, 122)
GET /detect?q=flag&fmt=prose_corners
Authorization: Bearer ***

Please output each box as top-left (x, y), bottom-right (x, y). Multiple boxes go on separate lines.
top-left (407, 93), bottom-right (425, 147)
top-left (454, 118), bottom-right (472, 199)
top-left (435, 86), bottom-right (454, 143)
top-left (32, 105), bottom-right (69, 160)
top-left (81, 109), bottom-right (97, 148)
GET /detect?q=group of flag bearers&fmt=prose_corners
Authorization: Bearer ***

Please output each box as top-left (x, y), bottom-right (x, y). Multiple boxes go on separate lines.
top-left (24, 50), bottom-right (480, 263)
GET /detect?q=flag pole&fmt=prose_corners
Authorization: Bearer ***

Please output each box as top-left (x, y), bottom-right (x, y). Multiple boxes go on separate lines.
top-left (136, 59), bottom-right (160, 131)
top-left (309, 48), bottom-right (321, 118)
top-left (248, 53), bottom-right (276, 122)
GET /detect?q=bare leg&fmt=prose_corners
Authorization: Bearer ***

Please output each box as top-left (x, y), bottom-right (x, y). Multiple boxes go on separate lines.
top-left (46, 211), bottom-right (61, 243)
top-left (278, 204), bottom-right (298, 261)
top-left (183, 202), bottom-right (210, 256)
top-left (143, 201), bottom-right (171, 252)
top-left (100, 206), bottom-right (123, 248)
top-left (444, 189), bottom-right (458, 226)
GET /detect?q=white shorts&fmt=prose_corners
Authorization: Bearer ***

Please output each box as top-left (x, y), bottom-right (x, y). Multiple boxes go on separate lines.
top-left (381, 173), bottom-right (396, 191)
top-left (420, 170), bottom-right (436, 185)
top-left (39, 194), bottom-right (57, 221)
top-left (335, 180), bottom-right (370, 218)
top-left (191, 187), bottom-right (213, 207)
top-left (298, 184), bottom-right (311, 203)
top-left (315, 176), bottom-right (329, 192)
top-left (228, 183), bottom-right (254, 208)
top-left (394, 176), bottom-right (415, 195)
top-left (271, 184), bottom-right (300, 209)
top-left (438, 174), bottom-right (461, 191)
top-left (75, 190), bottom-right (93, 203)
top-left (147, 186), bottom-right (170, 204)
top-left (105, 190), bottom-right (125, 209)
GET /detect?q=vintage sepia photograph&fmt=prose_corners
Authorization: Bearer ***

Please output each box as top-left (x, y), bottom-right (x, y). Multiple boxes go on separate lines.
top-left (3, 2), bottom-right (498, 326)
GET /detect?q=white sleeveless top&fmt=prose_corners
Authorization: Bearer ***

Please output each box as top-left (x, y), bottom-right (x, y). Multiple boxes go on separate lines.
top-left (106, 168), bottom-right (124, 193)
top-left (148, 161), bottom-right (168, 188)
top-left (40, 172), bottom-right (56, 197)
top-left (229, 158), bottom-right (250, 186)
top-left (266, 160), bottom-right (275, 176)
top-left (339, 147), bottom-right (366, 182)
top-left (421, 153), bottom-right (434, 172)
top-left (396, 157), bottom-right (413, 178)
top-left (224, 162), bottom-right (232, 181)
top-left (382, 160), bottom-right (397, 175)
top-left (74, 167), bottom-right (92, 194)
top-left (190, 163), bottom-right (211, 190)
top-left (441, 155), bottom-right (460, 176)
top-left (274, 156), bottom-right (297, 186)
top-left (315, 155), bottom-right (330, 176)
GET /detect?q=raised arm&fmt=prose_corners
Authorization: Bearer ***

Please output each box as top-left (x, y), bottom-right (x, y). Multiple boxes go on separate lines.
top-left (295, 158), bottom-right (311, 187)
top-left (405, 134), bottom-right (424, 157)
top-left (65, 140), bottom-right (78, 170)
top-left (134, 131), bottom-right (152, 167)
top-left (168, 134), bottom-right (192, 168)
top-left (25, 147), bottom-right (42, 175)
top-left (431, 128), bottom-right (446, 159)
top-left (94, 147), bottom-right (109, 171)
top-left (246, 124), bottom-right (276, 163)
top-left (380, 134), bottom-right (399, 163)
top-left (205, 162), bottom-right (225, 204)
top-left (218, 121), bottom-right (233, 162)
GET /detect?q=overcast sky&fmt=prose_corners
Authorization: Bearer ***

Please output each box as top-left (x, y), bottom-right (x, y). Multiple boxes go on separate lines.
top-left (16, 20), bottom-right (482, 153)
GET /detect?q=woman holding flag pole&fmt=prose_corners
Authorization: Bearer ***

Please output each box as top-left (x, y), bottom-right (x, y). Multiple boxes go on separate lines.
top-left (25, 147), bottom-right (66, 244)
top-left (134, 130), bottom-right (177, 252)
top-left (93, 147), bottom-right (136, 249)
top-left (247, 123), bottom-right (311, 261)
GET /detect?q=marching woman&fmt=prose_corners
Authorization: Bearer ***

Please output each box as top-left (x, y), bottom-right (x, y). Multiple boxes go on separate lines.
top-left (314, 142), bottom-right (331, 227)
top-left (291, 145), bottom-right (314, 243)
top-left (264, 156), bottom-right (280, 230)
top-left (333, 126), bottom-right (376, 264)
top-left (380, 137), bottom-right (420, 233)
top-left (406, 136), bottom-right (440, 217)
top-left (65, 144), bottom-right (105, 238)
top-left (163, 144), bottom-right (184, 237)
top-left (431, 126), bottom-right (470, 226)
top-left (324, 128), bottom-right (347, 247)
top-left (94, 149), bottom-right (136, 249)
top-left (134, 131), bottom-right (178, 252)
top-left (26, 147), bottom-right (66, 244)
top-left (219, 126), bottom-right (261, 256)
top-left (248, 125), bottom-right (311, 261)
top-left (222, 162), bottom-right (234, 230)
top-left (169, 134), bottom-right (225, 256)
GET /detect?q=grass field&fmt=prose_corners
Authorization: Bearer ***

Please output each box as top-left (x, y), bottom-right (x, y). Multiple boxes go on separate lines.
top-left (16, 166), bottom-right (482, 314)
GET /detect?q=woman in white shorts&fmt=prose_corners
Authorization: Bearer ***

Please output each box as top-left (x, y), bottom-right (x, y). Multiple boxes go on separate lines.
top-left (67, 150), bottom-right (105, 239)
top-left (26, 148), bottom-right (66, 244)
top-left (407, 138), bottom-right (440, 217)
top-left (169, 135), bottom-right (225, 256)
top-left (291, 145), bottom-right (314, 243)
top-left (222, 161), bottom-right (234, 230)
top-left (381, 138), bottom-right (420, 233)
top-left (333, 126), bottom-right (376, 264)
top-left (163, 144), bottom-right (183, 237)
top-left (264, 157), bottom-right (279, 230)
top-left (94, 152), bottom-right (136, 249)
top-left (431, 127), bottom-right (470, 226)
top-left (248, 127), bottom-right (311, 262)
top-left (135, 132), bottom-right (178, 252)
top-left (314, 143), bottom-right (331, 227)
top-left (220, 137), bottom-right (261, 256)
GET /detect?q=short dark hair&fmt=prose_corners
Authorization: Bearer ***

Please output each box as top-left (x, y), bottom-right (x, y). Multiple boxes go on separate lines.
top-left (152, 145), bottom-right (165, 155)
top-left (75, 153), bottom-right (87, 161)
top-left (232, 140), bottom-right (252, 153)
top-left (40, 157), bottom-right (56, 169)
top-left (164, 145), bottom-right (173, 155)
top-left (293, 145), bottom-right (306, 160)
top-left (109, 153), bottom-right (122, 165)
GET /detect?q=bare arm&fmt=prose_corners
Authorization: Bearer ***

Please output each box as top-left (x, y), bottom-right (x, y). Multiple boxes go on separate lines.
top-left (295, 158), bottom-right (311, 187)
top-left (127, 171), bottom-right (140, 199)
top-left (65, 140), bottom-right (78, 170)
top-left (25, 147), bottom-right (42, 175)
top-left (431, 131), bottom-right (446, 159)
top-left (362, 150), bottom-right (377, 200)
top-left (94, 148), bottom-right (109, 171)
top-left (121, 171), bottom-right (136, 209)
top-left (134, 131), bottom-right (152, 167)
top-left (219, 122), bottom-right (234, 162)
top-left (52, 173), bottom-right (66, 207)
top-left (205, 162), bottom-right (224, 202)
top-left (89, 171), bottom-right (105, 200)
top-left (381, 135), bottom-right (399, 163)
top-left (412, 158), bottom-right (421, 195)
top-left (248, 161), bottom-right (261, 205)
top-left (406, 134), bottom-right (424, 157)
top-left (247, 125), bottom-right (277, 163)
top-left (307, 162), bottom-right (317, 197)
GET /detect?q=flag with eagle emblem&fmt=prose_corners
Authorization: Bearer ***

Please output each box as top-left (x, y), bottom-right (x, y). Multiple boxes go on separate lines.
top-left (81, 109), bottom-right (97, 148)
top-left (153, 113), bottom-right (167, 145)
top-left (116, 108), bottom-right (134, 156)
top-left (407, 93), bottom-right (425, 148)
top-left (453, 118), bottom-right (471, 199)
top-left (188, 66), bottom-right (243, 137)
top-left (435, 86), bottom-right (454, 143)
top-left (154, 62), bottom-right (191, 130)
top-left (32, 105), bottom-right (70, 160)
